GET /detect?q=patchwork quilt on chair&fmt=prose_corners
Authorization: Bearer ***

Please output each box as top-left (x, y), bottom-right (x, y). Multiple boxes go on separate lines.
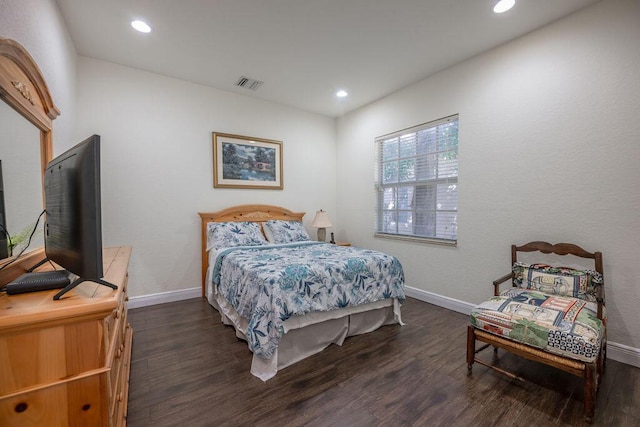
top-left (470, 288), bottom-right (605, 363)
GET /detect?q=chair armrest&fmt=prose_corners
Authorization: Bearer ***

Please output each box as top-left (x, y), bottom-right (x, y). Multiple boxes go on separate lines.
top-left (595, 281), bottom-right (605, 320)
top-left (493, 272), bottom-right (513, 296)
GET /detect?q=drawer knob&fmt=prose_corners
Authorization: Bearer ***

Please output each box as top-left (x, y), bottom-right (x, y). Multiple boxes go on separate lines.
top-left (14, 402), bottom-right (28, 413)
top-left (82, 404), bottom-right (91, 411)
top-left (117, 393), bottom-right (122, 403)
top-left (116, 349), bottom-right (122, 359)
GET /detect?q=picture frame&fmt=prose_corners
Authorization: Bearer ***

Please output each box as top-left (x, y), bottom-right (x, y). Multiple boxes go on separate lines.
top-left (212, 132), bottom-right (283, 190)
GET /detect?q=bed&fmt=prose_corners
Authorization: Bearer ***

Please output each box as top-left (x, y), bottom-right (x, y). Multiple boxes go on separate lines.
top-left (199, 204), bottom-right (405, 381)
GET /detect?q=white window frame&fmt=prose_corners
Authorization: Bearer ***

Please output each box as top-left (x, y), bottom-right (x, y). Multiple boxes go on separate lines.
top-left (374, 114), bottom-right (459, 245)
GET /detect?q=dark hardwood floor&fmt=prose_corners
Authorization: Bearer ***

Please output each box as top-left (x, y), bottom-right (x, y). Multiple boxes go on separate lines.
top-left (126, 297), bottom-right (639, 426)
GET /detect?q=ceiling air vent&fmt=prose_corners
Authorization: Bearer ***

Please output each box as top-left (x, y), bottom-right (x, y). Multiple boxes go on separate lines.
top-left (235, 76), bottom-right (263, 91)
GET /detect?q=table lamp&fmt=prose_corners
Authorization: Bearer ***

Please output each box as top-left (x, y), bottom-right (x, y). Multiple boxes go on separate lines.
top-left (311, 209), bottom-right (332, 242)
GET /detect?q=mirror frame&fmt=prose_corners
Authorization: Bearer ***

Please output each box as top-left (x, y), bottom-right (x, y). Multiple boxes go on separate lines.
top-left (0, 37), bottom-right (59, 284)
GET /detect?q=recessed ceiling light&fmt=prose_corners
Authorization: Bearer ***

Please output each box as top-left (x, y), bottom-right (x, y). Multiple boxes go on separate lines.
top-left (336, 90), bottom-right (348, 98)
top-left (493, 0), bottom-right (515, 14)
top-left (131, 20), bottom-right (152, 33)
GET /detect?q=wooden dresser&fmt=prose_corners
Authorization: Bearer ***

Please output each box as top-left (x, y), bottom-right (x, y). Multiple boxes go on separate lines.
top-left (0, 246), bottom-right (133, 426)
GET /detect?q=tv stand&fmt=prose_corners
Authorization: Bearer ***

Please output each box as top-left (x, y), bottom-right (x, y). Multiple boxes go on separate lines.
top-left (27, 256), bottom-right (51, 272)
top-left (53, 276), bottom-right (117, 300)
top-left (25, 257), bottom-right (118, 300)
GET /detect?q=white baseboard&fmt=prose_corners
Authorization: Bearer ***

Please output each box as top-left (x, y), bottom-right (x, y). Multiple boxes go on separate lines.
top-left (405, 285), bottom-right (474, 315)
top-left (607, 342), bottom-right (640, 368)
top-left (128, 287), bottom-right (201, 309)
top-left (405, 285), bottom-right (640, 369)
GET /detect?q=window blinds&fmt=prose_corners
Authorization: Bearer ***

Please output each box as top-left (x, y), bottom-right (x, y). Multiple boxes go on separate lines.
top-left (374, 114), bottom-right (459, 243)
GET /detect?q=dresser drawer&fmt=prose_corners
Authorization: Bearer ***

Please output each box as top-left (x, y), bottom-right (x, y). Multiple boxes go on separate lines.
top-left (120, 303), bottom-right (128, 339)
top-left (107, 318), bottom-right (125, 394)
top-left (122, 274), bottom-right (129, 298)
top-left (109, 303), bottom-right (127, 388)
top-left (105, 304), bottom-right (124, 348)
top-left (0, 320), bottom-right (104, 395)
top-left (110, 324), bottom-right (132, 427)
top-left (0, 373), bottom-right (107, 427)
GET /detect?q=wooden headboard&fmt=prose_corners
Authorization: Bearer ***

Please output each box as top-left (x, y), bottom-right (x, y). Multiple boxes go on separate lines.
top-left (198, 204), bottom-right (305, 297)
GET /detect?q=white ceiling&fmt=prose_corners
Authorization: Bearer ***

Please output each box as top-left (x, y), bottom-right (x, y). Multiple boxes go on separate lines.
top-left (55, 0), bottom-right (599, 118)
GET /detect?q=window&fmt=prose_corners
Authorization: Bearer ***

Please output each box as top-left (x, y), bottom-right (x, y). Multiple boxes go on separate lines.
top-left (375, 115), bottom-right (458, 244)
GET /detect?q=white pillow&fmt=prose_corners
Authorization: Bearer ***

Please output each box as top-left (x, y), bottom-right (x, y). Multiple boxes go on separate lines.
top-left (262, 220), bottom-right (311, 244)
top-left (206, 221), bottom-right (268, 251)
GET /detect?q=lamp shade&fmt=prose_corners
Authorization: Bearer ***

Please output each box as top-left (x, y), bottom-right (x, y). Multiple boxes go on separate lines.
top-left (311, 210), bottom-right (332, 228)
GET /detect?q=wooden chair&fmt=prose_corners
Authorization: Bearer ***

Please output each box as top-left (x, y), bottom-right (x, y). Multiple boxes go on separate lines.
top-left (466, 242), bottom-right (605, 423)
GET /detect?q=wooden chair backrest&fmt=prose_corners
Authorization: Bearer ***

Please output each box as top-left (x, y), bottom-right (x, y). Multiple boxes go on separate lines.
top-left (511, 241), bottom-right (603, 276)
top-left (511, 241), bottom-right (604, 319)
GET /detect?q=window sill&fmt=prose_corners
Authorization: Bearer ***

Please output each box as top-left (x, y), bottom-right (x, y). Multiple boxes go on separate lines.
top-left (374, 233), bottom-right (457, 247)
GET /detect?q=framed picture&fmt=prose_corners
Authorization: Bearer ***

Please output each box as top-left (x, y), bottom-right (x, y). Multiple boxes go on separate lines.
top-left (212, 132), bottom-right (283, 189)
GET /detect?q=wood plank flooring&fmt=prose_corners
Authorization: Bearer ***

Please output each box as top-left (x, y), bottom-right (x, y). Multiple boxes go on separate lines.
top-left (126, 297), bottom-right (639, 426)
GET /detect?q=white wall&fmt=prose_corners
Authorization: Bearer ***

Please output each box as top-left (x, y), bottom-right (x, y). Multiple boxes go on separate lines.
top-left (75, 57), bottom-right (336, 297)
top-left (336, 0), bottom-right (640, 350)
top-left (0, 0), bottom-right (76, 257)
top-left (0, 0), bottom-right (77, 149)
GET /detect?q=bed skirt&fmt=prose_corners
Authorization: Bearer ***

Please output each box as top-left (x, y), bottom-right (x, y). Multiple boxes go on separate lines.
top-left (207, 287), bottom-right (403, 381)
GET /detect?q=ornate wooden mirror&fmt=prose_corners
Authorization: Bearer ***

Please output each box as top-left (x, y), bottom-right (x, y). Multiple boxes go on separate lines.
top-left (0, 37), bottom-right (59, 284)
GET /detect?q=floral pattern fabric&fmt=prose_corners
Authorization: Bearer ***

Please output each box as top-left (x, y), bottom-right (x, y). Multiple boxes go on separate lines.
top-left (470, 288), bottom-right (604, 363)
top-left (512, 262), bottom-right (602, 302)
top-left (262, 220), bottom-right (311, 244)
top-left (212, 242), bottom-right (405, 358)
top-left (207, 221), bottom-right (268, 251)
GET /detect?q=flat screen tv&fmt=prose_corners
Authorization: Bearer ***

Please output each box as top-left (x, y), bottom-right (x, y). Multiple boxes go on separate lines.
top-left (43, 134), bottom-right (116, 299)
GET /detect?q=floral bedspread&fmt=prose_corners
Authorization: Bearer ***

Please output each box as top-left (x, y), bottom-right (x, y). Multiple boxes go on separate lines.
top-left (212, 242), bottom-right (405, 358)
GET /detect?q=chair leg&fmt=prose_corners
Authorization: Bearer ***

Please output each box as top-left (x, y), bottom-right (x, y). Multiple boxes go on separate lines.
top-left (596, 340), bottom-right (607, 391)
top-left (597, 350), bottom-right (603, 391)
top-left (466, 325), bottom-right (476, 371)
top-left (584, 363), bottom-right (596, 423)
